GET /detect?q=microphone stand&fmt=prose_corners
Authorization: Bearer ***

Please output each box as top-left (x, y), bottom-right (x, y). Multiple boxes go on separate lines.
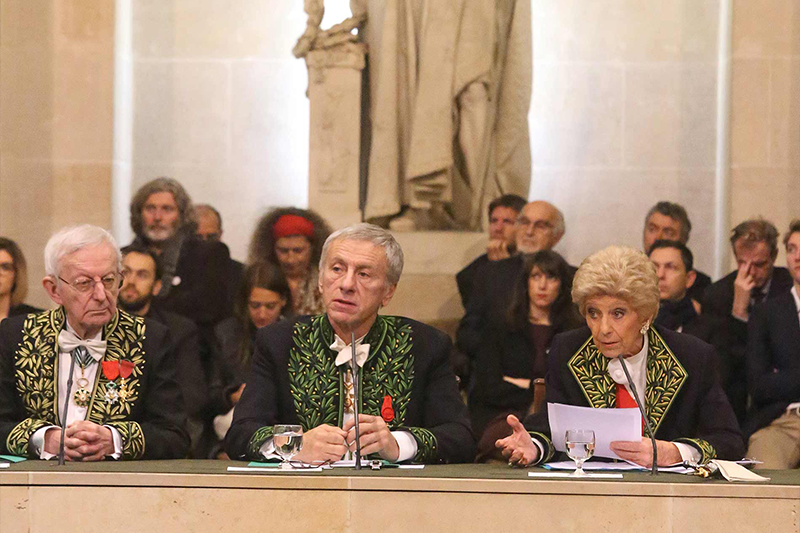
top-left (350, 332), bottom-right (362, 470)
top-left (617, 355), bottom-right (657, 476)
top-left (57, 353), bottom-right (78, 466)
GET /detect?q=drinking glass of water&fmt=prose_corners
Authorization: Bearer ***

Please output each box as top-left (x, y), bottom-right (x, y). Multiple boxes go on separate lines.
top-left (565, 429), bottom-right (595, 476)
top-left (273, 424), bottom-right (303, 469)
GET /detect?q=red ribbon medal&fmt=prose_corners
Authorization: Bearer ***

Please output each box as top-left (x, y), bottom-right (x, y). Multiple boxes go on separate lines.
top-left (102, 361), bottom-right (120, 380)
top-left (381, 395), bottom-right (394, 423)
top-left (119, 360), bottom-right (135, 379)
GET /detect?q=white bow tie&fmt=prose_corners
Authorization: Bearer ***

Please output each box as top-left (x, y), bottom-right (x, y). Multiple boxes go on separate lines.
top-left (330, 336), bottom-right (370, 368)
top-left (58, 329), bottom-right (107, 363)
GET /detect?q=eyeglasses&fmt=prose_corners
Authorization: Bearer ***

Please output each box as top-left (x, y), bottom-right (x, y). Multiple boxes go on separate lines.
top-left (516, 217), bottom-right (554, 231)
top-left (58, 273), bottom-right (123, 293)
top-left (0, 262), bottom-right (13, 274)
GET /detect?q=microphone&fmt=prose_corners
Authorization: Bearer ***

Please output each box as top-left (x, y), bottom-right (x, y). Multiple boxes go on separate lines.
top-left (617, 354), bottom-right (658, 476)
top-left (57, 352), bottom-right (78, 466)
top-left (350, 331), bottom-right (362, 470)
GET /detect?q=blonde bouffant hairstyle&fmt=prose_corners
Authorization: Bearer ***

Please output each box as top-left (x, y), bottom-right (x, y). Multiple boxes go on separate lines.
top-left (571, 245), bottom-right (660, 322)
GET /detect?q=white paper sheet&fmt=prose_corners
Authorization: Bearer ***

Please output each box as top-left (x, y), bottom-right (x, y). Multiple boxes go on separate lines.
top-left (528, 471), bottom-right (624, 479)
top-left (543, 460), bottom-right (693, 474)
top-left (548, 402), bottom-right (642, 460)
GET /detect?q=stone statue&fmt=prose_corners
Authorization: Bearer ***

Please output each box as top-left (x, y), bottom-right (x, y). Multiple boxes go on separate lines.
top-left (294, 1), bottom-right (532, 231)
top-left (360, 0), bottom-right (532, 231)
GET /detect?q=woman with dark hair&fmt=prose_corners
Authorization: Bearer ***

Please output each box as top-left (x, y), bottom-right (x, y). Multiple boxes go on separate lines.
top-left (0, 237), bottom-right (41, 322)
top-left (208, 262), bottom-right (293, 458)
top-left (248, 207), bottom-right (332, 315)
top-left (473, 250), bottom-right (581, 458)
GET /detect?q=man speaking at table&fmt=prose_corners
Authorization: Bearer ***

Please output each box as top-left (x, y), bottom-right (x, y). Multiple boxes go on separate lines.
top-left (226, 224), bottom-right (475, 464)
top-left (0, 225), bottom-right (189, 460)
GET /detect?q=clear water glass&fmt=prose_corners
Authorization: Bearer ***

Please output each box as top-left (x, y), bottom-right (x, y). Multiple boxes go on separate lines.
top-left (273, 424), bottom-right (303, 469)
top-left (565, 429), bottom-right (595, 476)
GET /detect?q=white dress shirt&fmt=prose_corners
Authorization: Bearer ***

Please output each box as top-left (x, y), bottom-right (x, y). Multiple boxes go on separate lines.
top-left (785, 286), bottom-right (800, 413)
top-left (30, 321), bottom-right (122, 459)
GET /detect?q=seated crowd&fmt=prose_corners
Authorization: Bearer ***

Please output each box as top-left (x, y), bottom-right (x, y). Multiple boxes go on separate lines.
top-left (1, 178), bottom-right (798, 471)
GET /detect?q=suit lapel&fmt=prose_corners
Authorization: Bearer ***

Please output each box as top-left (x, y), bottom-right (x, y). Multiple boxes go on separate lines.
top-left (567, 337), bottom-right (616, 409)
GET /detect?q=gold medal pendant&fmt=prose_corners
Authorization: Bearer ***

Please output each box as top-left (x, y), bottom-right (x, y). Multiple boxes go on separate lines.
top-left (73, 377), bottom-right (91, 408)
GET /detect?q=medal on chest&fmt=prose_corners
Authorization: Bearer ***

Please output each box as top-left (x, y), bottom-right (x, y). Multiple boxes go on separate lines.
top-left (101, 360), bottom-right (136, 404)
top-left (71, 347), bottom-right (95, 408)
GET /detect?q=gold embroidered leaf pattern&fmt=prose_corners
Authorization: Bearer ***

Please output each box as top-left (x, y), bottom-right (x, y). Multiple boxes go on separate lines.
top-left (14, 309), bottom-right (61, 423)
top-left (675, 437), bottom-right (716, 464)
top-left (247, 425), bottom-right (275, 459)
top-left (6, 418), bottom-right (50, 457)
top-left (107, 421), bottom-right (145, 459)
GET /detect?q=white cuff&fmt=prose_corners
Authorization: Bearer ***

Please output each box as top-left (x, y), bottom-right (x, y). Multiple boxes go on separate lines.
top-left (105, 425), bottom-right (123, 460)
top-left (530, 436), bottom-right (545, 465)
top-left (32, 426), bottom-right (59, 459)
top-left (258, 438), bottom-right (280, 460)
top-left (391, 430), bottom-right (418, 463)
top-left (674, 441), bottom-right (702, 464)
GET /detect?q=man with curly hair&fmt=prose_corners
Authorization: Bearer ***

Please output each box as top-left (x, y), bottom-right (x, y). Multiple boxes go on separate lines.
top-left (226, 223), bottom-right (475, 464)
top-left (128, 177), bottom-right (233, 334)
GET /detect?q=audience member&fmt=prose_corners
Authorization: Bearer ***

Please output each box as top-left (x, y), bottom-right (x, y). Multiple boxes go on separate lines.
top-left (472, 251), bottom-right (582, 460)
top-left (0, 225), bottom-right (188, 460)
top-left (248, 207), bottom-right (332, 315)
top-left (208, 262), bottom-right (292, 459)
top-left (194, 203), bottom-right (245, 317)
top-left (457, 200), bottom-right (569, 364)
top-left (496, 246), bottom-right (744, 467)
top-left (129, 178), bottom-right (232, 334)
top-left (0, 237), bottom-right (41, 321)
top-left (745, 220), bottom-right (800, 469)
top-left (642, 201), bottom-right (711, 308)
top-left (118, 246), bottom-right (207, 457)
top-left (456, 194), bottom-right (526, 307)
top-left (226, 223), bottom-right (475, 464)
top-left (704, 219), bottom-right (793, 424)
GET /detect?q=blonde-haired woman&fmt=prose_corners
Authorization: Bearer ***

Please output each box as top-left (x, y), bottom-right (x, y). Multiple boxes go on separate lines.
top-left (496, 246), bottom-right (744, 467)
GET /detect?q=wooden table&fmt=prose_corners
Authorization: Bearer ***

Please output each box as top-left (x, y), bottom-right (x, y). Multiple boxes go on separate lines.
top-left (0, 461), bottom-right (797, 532)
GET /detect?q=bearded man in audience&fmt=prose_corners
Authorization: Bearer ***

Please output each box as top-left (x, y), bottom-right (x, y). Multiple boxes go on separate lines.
top-left (226, 223), bottom-right (475, 464)
top-left (128, 178), bottom-right (232, 333)
top-left (704, 219), bottom-right (794, 424)
top-left (0, 225), bottom-right (188, 460)
top-left (119, 245), bottom-right (208, 457)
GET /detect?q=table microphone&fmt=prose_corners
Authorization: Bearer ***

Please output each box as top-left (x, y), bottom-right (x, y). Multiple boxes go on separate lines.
top-left (617, 355), bottom-right (658, 476)
top-left (57, 353), bottom-right (78, 466)
top-left (350, 331), bottom-right (362, 470)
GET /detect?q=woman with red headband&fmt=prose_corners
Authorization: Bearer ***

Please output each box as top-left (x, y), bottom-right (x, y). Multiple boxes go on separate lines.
top-left (248, 207), bottom-right (332, 315)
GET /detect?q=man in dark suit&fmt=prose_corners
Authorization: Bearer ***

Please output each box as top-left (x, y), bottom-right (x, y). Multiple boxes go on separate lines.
top-left (128, 178), bottom-right (233, 342)
top-left (648, 240), bottom-right (729, 379)
top-left (226, 223), bottom-right (475, 464)
top-left (194, 203), bottom-right (244, 316)
top-left (745, 220), bottom-right (800, 469)
top-left (118, 246), bottom-right (208, 457)
top-left (704, 219), bottom-right (794, 424)
top-left (456, 194), bottom-right (526, 308)
top-left (642, 201), bottom-right (712, 308)
top-left (0, 225), bottom-right (188, 460)
top-left (456, 200), bottom-right (571, 363)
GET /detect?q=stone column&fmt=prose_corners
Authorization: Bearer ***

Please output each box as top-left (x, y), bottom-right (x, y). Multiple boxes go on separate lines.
top-left (305, 42), bottom-right (366, 230)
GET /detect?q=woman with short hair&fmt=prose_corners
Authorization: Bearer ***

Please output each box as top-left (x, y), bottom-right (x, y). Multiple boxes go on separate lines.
top-left (496, 246), bottom-right (745, 467)
top-left (0, 237), bottom-right (41, 322)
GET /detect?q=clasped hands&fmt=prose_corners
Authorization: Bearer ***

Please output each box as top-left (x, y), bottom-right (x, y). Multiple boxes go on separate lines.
top-left (292, 414), bottom-right (399, 464)
top-left (496, 414), bottom-right (682, 468)
top-left (44, 420), bottom-right (114, 461)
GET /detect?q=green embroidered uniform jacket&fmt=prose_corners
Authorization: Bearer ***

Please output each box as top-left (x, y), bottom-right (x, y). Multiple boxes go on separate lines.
top-left (524, 325), bottom-right (745, 464)
top-left (0, 308), bottom-right (190, 460)
top-left (225, 315), bottom-right (476, 463)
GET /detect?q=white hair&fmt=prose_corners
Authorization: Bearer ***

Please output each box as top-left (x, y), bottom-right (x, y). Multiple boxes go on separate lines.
top-left (319, 223), bottom-right (404, 285)
top-left (44, 225), bottom-right (121, 277)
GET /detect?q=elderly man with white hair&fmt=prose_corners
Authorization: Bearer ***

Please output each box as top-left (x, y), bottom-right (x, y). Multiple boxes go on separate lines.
top-left (0, 225), bottom-right (189, 460)
top-left (226, 223), bottom-right (475, 464)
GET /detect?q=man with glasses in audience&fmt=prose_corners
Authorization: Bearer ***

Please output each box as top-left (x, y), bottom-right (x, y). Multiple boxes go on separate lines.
top-left (456, 200), bottom-right (572, 362)
top-left (0, 225), bottom-right (189, 460)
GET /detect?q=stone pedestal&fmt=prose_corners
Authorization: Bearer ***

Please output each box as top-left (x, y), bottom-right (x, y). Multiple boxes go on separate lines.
top-left (382, 231), bottom-right (485, 330)
top-left (305, 43), bottom-right (366, 231)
